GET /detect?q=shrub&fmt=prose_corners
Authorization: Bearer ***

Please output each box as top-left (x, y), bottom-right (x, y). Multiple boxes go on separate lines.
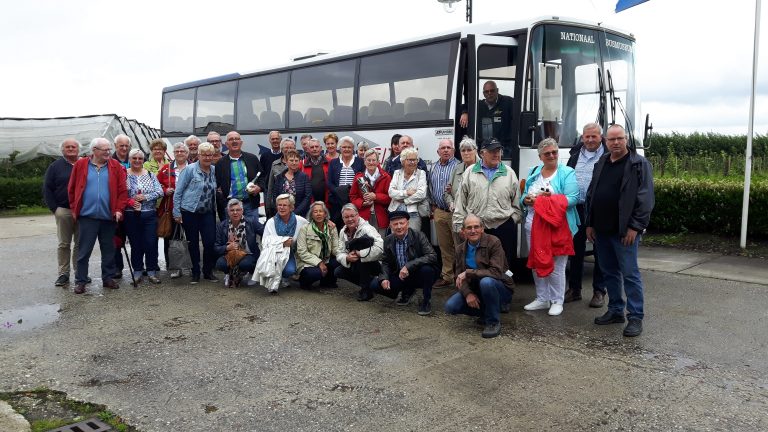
top-left (0, 178), bottom-right (45, 209)
top-left (652, 178), bottom-right (768, 238)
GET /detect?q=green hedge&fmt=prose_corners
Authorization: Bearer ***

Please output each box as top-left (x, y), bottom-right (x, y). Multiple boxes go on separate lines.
top-left (652, 178), bottom-right (768, 237)
top-left (0, 178), bottom-right (45, 209)
top-left (647, 132), bottom-right (768, 158)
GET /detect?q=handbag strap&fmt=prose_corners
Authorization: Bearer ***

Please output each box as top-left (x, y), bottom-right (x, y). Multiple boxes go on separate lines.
top-left (173, 223), bottom-right (185, 240)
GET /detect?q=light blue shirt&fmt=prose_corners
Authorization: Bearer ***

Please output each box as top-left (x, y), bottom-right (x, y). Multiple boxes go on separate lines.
top-left (575, 146), bottom-right (604, 204)
top-left (465, 242), bottom-right (479, 269)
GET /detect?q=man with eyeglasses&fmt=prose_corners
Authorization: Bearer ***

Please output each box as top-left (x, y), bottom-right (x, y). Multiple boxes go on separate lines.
top-left (215, 131), bottom-right (261, 221)
top-left (207, 131), bottom-right (227, 155)
top-left (459, 80), bottom-right (514, 155)
top-left (68, 138), bottom-right (128, 294)
top-left (185, 135), bottom-right (201, 163)
top-left (444, 214), bottom-right (515, 338)
top-left (586, 124), bottom-right (654, 337)
top-left (385, 135), bottom-right (428, 174)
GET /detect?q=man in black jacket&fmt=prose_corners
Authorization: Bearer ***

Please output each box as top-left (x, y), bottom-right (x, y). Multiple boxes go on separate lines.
top-left (215, 131), bottom-right (261, 221)
top-left (369, 210), bottom-right (438, 315)
top-left (586, 124), bottom-right (654, 337)
top-left (565, 123), bottom-right (608, 307)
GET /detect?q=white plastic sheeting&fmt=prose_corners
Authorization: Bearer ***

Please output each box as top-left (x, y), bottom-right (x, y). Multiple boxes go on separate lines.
top-left (0, 114), bottom-right (160, 163)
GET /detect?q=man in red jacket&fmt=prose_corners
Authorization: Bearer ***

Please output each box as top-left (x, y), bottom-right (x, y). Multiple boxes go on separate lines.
top-left (68, 137), bottom-right (128, 294)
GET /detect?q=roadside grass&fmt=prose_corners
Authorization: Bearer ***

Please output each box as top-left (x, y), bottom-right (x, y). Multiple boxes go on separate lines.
top-left (0, 205), bottom-right (48, 217)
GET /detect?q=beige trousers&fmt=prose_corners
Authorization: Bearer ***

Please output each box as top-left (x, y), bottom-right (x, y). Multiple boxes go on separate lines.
top-left (55, 207), bottom-right (79, 276)
top-left (433, 207), bottom-right (455, 281)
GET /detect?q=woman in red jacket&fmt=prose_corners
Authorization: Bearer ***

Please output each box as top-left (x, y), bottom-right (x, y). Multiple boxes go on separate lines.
top-left (157, 142), bottom-right (190, 278)
top-left (349, 149), bottom-right (391, 237)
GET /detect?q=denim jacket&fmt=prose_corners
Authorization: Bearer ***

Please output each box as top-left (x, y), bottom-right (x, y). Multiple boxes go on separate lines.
top-left (172, 162), bottom-right (217, 218)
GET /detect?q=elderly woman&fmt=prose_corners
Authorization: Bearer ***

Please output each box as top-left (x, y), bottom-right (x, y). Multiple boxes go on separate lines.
top-left (144, 138), bottom-right (170, 174)
top-left (296, 201), bottom-right (339, 290)
top-left (350, 148), bottom-right (391, 237)
top-left (521, 138), bottom-right (579, 316)
top-left (387, 147), bottom-right (428, 231)
top-left (173, 142), bottom-right (218, 284)
top-left (271, 149), bottom-right (311, 217)
top-left (356, 141), bottom-right (370, 159)
top-left (158, 142), bottom-right (190, 278)
top-left (214, 199), bottom-right (264, 287)
top-left (323, 132), bottom-right (339, 161)
top-left (446, 137), bottom-right (478, 244)
top-left (327, 135), bottom-right (364, 227)
top-left (262, 193), bottom-right (309, 287)
top-left (125, 148), bottom-right (164, 283)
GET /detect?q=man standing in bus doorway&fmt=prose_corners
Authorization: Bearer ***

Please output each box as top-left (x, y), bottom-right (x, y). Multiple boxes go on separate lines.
top-left (215, 131), bottom-right (261, 221)
top-left (453, 138), bottom-right (522, 275)
top-left (565, 123), bottom-right (607, 307)
top-left (586, 124), bottom-right (654, 337)
top-left (459, 80), bottom-right (515, 157)
top-left (429, 138), bottom-right (459, 288)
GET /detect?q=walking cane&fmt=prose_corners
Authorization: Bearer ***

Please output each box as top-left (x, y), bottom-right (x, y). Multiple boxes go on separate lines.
top-left (123, 244), bottom-right (137, 287)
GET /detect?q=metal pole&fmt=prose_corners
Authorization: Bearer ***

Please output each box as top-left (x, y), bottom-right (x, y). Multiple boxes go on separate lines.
top-left (741, 0), bottom-right (761, 248)
top-left (466, 0), bottom-right (473, 23)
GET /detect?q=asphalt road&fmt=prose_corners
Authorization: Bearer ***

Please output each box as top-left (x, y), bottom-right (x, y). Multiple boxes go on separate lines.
top-left (0, 216), bottom-right (766, 431)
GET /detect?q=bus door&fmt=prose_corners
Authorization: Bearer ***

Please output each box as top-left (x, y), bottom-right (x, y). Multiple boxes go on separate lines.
top-left (465, 35), bottom-right (519, 171)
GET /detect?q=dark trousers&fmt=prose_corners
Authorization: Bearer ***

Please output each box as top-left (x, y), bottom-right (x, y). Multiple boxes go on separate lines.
top-left (486, 217), bottom-right (517, 271)
top-left (370, 265), bottom-right (436, 301)
top-left (299, 257), bottom-right (339, 289)
top-left (125, 210), bottom-right (159, 273)
top-left (215, 254), bottom-right (257, 273)
top-left (334, 260), bottom-right (380, 290)
top-left (113, 220), bottom-right (126, 273)
top-left (75, 216), bottom-right (117, 284)
top-left (569, 205), bottom-right (606, 295)
top-left (181, 210), bottom-right (216, 276)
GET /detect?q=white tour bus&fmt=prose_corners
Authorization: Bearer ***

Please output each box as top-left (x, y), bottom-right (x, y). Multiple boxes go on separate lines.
top-left (160, 16), bottom-right (648, 259)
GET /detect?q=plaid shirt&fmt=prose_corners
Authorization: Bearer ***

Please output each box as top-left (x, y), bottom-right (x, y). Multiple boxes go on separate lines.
top-left (395, 233), bottom-right (409, 269)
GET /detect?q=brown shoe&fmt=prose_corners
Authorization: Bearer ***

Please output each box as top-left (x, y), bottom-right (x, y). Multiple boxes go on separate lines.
top-left (589, 291), bottom-right (605, 308)
top-left (103, 279), bottom-right (120, 290)
top-left (73, 283), bottom-right (87, 294)
top-left (564, 288), bottom-right (582, 303)
top-left (432, 279), bottom-right (452, 289)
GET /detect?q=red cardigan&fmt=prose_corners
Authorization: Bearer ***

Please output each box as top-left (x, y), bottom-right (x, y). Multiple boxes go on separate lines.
top-left (68, 157), bottom-right (128, 221)
top-left (156, 161), bottom-right (179, 218)
top-left (349, 167), bottom-right (392, 229)
top-left (527, 194), bottom-right (574, 277)
top-left (300, 157), bottom-right (331, 206)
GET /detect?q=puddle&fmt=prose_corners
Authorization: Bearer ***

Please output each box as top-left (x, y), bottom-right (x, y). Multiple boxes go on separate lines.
top-left (0, 304), bottom-right (60, 332)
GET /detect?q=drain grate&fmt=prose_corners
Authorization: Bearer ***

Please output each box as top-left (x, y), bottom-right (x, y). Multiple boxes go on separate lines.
top-left (48, 417), bottom-right (112, 432)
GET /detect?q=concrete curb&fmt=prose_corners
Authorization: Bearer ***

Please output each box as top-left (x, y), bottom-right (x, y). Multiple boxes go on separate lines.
top-left (0, 401), bottom-right (30, 432)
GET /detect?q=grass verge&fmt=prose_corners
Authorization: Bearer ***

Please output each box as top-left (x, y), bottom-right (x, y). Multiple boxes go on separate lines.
top-left (0, 205), bottom-right (49, 217)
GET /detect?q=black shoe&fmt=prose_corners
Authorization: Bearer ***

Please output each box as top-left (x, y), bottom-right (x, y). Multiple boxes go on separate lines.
top-left (564, 288), bottom-right (582, 303)
top-left (500, 302), bottom-right (511, 314)
top-left (73, 283), bottom-right (87, 294)
top-left (113, 272), bottom-right (123, 279)
top-left (481, 322), bottom-right (501, 338)
top-left (203, 273), bottom-right (219, 282)
top-left (594, 311), bottom-right (625, 325)
top-left (395, 291), bottom-right (413, 306)
top-left (357, 289), bottom-right (373, 302)
top-left (417, 299), bottom-right (432, 316)
top-left (190, 275), bottom-right (200, 284)
top-left (55, 274), bottom-right (69, 287)
top-left (86, 276), bottom-right (92, 284)
top-left (623, 319), bottom-right (643, 337)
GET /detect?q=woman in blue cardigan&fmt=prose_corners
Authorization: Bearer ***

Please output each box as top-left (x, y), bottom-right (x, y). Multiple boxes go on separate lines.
top-left (271, 149), bottom-right (312, 218)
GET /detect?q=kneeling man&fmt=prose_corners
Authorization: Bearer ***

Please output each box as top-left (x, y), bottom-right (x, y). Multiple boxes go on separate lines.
top-left (444, 214), bottom-right (515, 338)
top-left (369, 210), bottom-right (437, 315)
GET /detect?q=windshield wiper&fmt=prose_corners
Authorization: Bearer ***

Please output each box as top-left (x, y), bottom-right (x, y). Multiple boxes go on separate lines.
top-left (606, 69), bottom-right (635, 150)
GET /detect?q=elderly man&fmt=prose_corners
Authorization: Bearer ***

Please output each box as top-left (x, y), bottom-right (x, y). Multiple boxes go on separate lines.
top-left (207, 131), bottom-right (227, 155)
top-left (68, 138), bottom-right (128, 294)
top-left (185, 135), bottom-right (201, 163)
top-left (386, 135), bottom-right (428, 174)
top-left (44, 138), bottom-right (82, 287)
top-left (301, 138), bottom-right (330, 205)
top-left (112, 134), bottom-right (131, 168)
top-left (215, 131), bottom-right (261, 220)
top-left (453, 138), bottom-right (522, 274)
top-left (565, 123), bottom-right (608, 306)
top-left (444, 214), bottom-right (515, 339)
top-left (334, 203), bottom-right (384, 301)
top-left (264, 138), bottom-right (297, 219)
top-left (586, 124), bottom-right (654, 337)
top-left (459, 80), bottom-right (515, 157)
top-left (258, 130), bottom-right (282, 185)
top-left (369, 210), bottom-right (437, 315)
top-left (429, 138), bottom-right (460, 288)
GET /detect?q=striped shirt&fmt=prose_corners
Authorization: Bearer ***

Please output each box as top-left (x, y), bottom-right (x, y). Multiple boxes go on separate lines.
top-left (429, 158), bottom-right (459, 210)
top-left (339, 157), bottom-right (357, 186)
top-left (395, 234), bottom-right (409, 269)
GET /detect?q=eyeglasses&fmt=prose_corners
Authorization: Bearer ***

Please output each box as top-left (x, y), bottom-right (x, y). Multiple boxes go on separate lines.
top-left (483, 88), bottom-right (498, 94)
top-left (404, 158), bottom-right (418, 162)
top-left (199, 153), bottom-right (214, 158)
top-left (208, 139), bottom-right (222, 143)
top-left (174, 150), bottom-right (188, 153)
top-left (464, 225), bottom-right (483, 231)
top-left (606, 136), bottom-right (627, 142)
top-left (541, 150), bottom-right (558, 157)
top-left (92, 147), bottom-right (110, 152)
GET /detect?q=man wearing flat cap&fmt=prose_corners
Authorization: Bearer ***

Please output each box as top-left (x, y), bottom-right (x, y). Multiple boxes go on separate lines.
top-left (453, 138), bottom-right (522, 273)
top-left (368, 210), bottom-right (438, 315)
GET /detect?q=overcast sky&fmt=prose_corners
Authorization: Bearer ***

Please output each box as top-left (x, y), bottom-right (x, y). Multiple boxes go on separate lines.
top-left (0, 0), bottom-right (765, 134)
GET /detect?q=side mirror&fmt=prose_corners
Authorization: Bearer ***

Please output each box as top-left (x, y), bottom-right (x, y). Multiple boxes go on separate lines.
top-left (519, 111), bottom-right (537, 147)
top-left (643, 113), bottom-right (653, 148)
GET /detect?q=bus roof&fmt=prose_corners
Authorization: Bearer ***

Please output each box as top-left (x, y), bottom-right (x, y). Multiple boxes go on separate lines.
top-left (162, 15), bottom-right (634, 93)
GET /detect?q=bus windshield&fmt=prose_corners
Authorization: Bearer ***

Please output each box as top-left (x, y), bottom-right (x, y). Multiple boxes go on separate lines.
top-left (526, 24), bottom-right (639, 147)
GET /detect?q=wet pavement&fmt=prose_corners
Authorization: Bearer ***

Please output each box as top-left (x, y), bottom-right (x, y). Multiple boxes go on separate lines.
top-left (1, 215), bottom-right (767, 431)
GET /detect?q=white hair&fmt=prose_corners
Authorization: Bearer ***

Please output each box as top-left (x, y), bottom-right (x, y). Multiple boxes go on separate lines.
top-left (184, 135), bottom-right (201, 145)
top-left (173, 142), bottom-right (189, 153)
top-left (89, 137), bottom-right (112, 152)
top-left (338, 136), bottom-right (355, 147)
top-left (280, 138), bottom-right (296, 152)
top-left (114, 134), bottom-right (131, 145)
top-left (128, 148), bottom-right (145, 159)
top-left (60, 138), bottom-right (81, 151)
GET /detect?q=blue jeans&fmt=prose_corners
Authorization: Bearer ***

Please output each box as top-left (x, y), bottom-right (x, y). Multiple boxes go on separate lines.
top-left (299, 258), bottom-right (339, 289)
top-left (282, 253), bottom-right (297, 278)
top-left (444, 277), bottom-right (512, 325)
top-left (181, 210), bottom-right (216, 276)
top-left (215, 254), bottom-right (257, 273)
top-left (125, 210), bottom-right (159, 274)
top-left (75, 217), bottom-right (117, 284)
top-left (370, 265), bottom-right (435, 301)
top-left (594, 232), bottom-right (644, 320)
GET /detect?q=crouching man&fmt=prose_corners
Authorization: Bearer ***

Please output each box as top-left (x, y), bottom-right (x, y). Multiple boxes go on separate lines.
top-left (335, 203), bottom-right (384, 300)
top-left (444, 214), bottom-right (515, 338)
top-left (369, 210), bottom-right (438, 315)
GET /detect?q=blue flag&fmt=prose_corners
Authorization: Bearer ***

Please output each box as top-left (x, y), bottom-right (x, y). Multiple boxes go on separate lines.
top-left (615, 0), bottom-right (649, 12)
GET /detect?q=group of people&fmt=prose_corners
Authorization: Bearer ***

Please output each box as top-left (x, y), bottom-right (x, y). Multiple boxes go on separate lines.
top-left (44, 119), bottom-right (653, 339)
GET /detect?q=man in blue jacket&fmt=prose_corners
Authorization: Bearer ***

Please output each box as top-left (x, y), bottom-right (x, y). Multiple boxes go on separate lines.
top-left (586, 124), bottom-right (654, 337)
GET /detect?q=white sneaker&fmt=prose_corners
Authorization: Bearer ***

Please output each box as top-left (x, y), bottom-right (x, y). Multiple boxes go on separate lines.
top-left (548, 303), bottom-right (563, 316)
top-left (524, 299), bottom-right (551, 311)
top-left (223, 274), bottom-right (230, 287)
top-left (170, 270), bottom-right (182, 279)
top-left (280, 278), bottom-right (290, 288)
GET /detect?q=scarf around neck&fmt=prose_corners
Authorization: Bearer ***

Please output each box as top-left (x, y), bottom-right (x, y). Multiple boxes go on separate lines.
top-left (275, 212), bottom-right (297, 237)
